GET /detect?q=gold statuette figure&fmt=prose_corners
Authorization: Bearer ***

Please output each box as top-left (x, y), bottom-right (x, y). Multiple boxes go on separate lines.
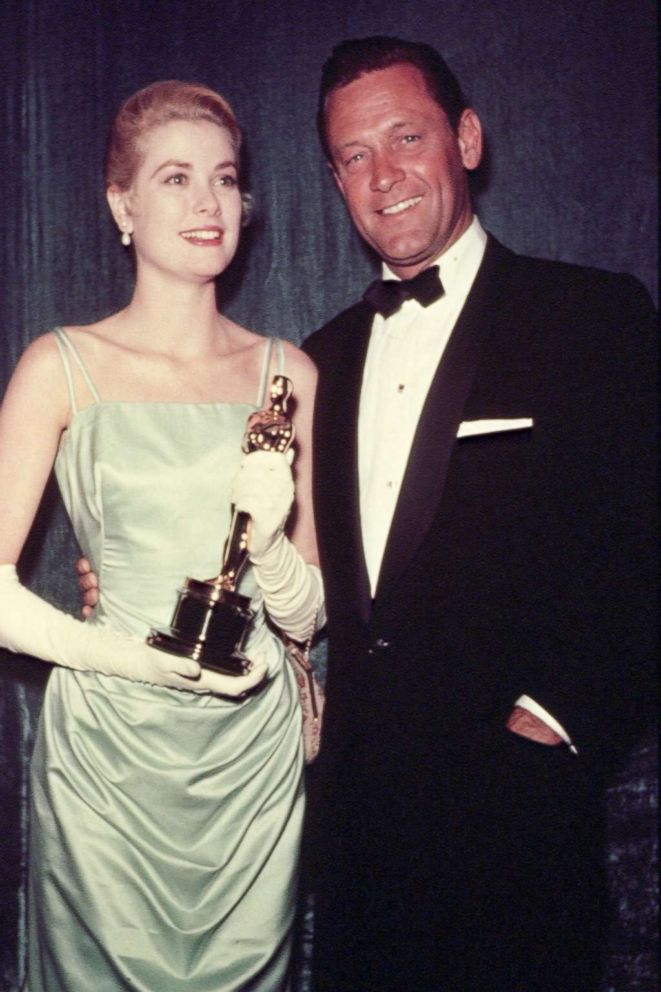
top-left (148, 375), bottom-right (295, 675)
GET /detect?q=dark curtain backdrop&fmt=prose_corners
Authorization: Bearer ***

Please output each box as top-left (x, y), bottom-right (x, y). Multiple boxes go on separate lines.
top-left (0, 2), bottom-right (656, 990)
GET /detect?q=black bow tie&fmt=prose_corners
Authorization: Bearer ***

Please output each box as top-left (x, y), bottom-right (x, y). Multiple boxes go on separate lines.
top-left (363, 265), bottom-right (444, 317)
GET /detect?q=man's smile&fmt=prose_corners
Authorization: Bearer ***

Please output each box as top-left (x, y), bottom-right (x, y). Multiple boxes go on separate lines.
top-left (378, 195), bottom-right (423, 216)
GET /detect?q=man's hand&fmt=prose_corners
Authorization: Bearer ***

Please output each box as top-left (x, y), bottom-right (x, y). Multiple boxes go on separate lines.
top-left (75, 557), bottom-right (99, 618)
top-left (506, 705), bottom-right (563, 745)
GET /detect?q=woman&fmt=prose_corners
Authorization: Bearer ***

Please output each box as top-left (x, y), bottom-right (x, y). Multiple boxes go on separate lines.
top-left (0, 80), bottom-right (322, 991)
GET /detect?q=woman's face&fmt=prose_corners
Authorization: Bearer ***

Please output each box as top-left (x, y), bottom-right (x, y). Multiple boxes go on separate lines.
top-left (113, 118), bottom-right (242, 284)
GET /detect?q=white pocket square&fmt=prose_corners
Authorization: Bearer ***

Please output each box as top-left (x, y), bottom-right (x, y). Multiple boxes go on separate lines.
top-left (457, 418), bottom-right (533, 438)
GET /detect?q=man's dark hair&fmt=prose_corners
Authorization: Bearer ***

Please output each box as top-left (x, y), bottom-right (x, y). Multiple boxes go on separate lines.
top-left (317, 36), bottom-right (468, 162)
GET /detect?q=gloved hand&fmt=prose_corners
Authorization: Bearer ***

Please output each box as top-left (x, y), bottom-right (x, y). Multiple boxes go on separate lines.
top-left (229, 450), bottom-right (325, 643)
top-left (230, 449), bottom-right (295, 559)
top-left (0, 564), bottom-right (267, 698)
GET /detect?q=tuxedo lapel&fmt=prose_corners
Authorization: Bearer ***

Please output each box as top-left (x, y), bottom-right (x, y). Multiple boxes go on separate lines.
top-left (313, 303), bottom-right (373, 623)
top-left (375, 237), bottom-right (513, 602)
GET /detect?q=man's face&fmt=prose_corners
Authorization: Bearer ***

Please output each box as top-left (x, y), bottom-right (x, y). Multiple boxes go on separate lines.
top-left (325, 63), bottom-right (482, 278)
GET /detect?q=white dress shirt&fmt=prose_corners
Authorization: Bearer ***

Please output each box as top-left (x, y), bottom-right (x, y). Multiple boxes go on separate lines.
top-left (359, 216), bottom-right (487, 592)
top-left (357, 216), bottom-right (574, 750)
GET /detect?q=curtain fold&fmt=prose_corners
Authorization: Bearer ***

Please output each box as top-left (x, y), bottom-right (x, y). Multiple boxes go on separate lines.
top-left (1, 2), bottom-right (656, 989)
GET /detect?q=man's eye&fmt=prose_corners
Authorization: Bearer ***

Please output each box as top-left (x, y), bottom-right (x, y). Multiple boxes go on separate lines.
top-left (402, 134), bottom-right (420, 145)
top-left (345, 152), bottom-right (365, 167)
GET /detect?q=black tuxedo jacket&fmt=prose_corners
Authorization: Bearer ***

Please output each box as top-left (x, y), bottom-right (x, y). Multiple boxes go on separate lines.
top-left (302, 231), bottom-right (655, 990)
top-left (303, 235), bottom-right (655, 791)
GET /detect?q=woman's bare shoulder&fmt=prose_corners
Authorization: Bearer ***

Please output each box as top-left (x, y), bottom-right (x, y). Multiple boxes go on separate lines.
top-left (15, 329), bottom-right (66, 378)
top-left (224, 323), bottom-right (317, 385)
top-left (279, 339), bottom-right (317, 383)
top-left (3, 331), bottom-right (70, 424)
top-left (57, 315), bottom-right (124, 348)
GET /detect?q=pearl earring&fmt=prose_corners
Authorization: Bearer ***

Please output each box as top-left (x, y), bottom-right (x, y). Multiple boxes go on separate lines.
top-left (121, 230), bottom-right (131, 247)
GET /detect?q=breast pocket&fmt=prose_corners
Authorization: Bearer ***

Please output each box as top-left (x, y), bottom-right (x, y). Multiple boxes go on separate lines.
top-left (448, 427), bottom-right (535, 511)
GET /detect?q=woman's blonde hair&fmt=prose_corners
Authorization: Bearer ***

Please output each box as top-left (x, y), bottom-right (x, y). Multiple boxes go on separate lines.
top-left (105, 80), bottom-right (242, 191)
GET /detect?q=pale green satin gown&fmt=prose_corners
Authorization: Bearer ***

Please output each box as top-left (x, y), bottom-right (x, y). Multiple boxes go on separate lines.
top-left (26, 329), bottom-right (304, 992)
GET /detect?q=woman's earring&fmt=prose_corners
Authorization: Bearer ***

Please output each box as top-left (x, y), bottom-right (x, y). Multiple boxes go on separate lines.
top-left (121, 229), bottom-right (131, 247)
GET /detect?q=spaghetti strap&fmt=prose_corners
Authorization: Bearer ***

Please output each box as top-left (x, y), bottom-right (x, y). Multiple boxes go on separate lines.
top-left (255, 337), bottom-right (286, 407)
top-left (53, 328), bottom-right (101, 413)
top-left (255, 337), bottom-right (273, 407)
top-left (53, 330), bottom-right (78, 415)
top-left (275, 338), bottom-right (285, 375)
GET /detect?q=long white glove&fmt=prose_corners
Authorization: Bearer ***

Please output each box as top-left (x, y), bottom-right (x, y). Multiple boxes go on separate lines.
top-left (230, 450), bottom-right (326, 642)
top-left (0, 564), bottom-right (267, 696)
top-left (231, 449), bottom-right (295, 558)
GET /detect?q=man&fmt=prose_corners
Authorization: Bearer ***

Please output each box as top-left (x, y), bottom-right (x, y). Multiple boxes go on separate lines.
top-left (301, 36), bottom-right (656, 992)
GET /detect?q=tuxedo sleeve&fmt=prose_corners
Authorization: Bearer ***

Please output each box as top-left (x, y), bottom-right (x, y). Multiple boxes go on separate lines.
top-left (516, 272), bottom-right (656, 757)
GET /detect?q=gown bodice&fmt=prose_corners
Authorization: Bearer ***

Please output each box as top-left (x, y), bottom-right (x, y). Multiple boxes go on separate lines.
top-left (56, 398), bottom-right (262, 638)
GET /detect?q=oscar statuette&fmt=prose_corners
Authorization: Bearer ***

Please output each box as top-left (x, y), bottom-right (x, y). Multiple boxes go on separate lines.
top-left (147, 375), bottom-right (295, 675)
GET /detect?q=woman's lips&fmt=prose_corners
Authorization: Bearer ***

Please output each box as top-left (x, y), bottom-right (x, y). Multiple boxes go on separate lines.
top-left (180, 227), bottom-right (223, 245)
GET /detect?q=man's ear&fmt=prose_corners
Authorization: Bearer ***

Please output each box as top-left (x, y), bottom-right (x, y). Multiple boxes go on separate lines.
top-left (457, 109), bottom-right (483, 172)
top-left (106, 186), bottom-right (134, 237)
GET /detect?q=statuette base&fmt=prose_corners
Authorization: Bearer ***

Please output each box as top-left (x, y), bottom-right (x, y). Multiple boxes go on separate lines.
top-left (148, 578), bottom-right (254, 676)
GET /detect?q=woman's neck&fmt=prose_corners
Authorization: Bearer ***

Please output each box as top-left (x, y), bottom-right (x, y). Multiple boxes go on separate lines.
top-left (119, 275), bottom-right (226, 357)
